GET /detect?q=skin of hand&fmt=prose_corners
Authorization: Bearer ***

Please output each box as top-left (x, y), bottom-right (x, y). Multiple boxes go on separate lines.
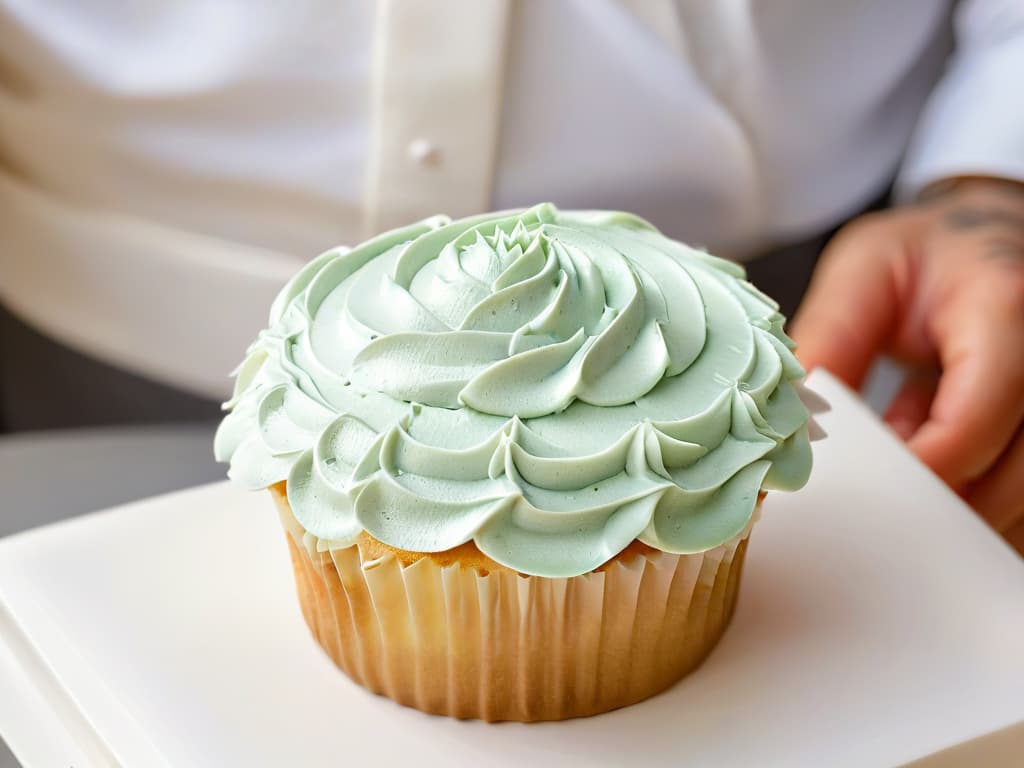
top-left (791, 177), bottom-right (1024, 554)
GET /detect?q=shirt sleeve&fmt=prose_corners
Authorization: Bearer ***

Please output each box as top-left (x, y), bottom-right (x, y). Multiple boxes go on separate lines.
top-left (895, 0), bottom-right (1024, 200)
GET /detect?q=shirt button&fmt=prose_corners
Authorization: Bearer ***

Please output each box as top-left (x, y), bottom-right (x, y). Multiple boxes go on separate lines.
top-left (407, 138), bottom-right (441, 167)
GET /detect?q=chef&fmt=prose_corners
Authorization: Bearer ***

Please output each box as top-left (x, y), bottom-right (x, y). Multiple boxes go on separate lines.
top-left (1, 1), bottom-right (1022, 547)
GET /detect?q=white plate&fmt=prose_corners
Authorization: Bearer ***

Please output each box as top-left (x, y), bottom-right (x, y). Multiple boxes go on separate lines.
top-left (1, 371), bottom-right (1023, 768)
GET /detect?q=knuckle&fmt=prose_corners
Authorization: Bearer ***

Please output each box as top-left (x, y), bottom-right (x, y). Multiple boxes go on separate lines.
top-left (838, 211), bottom-right (886, 241)
top-left (819, 219), bottom-right (878, 267)
top-left (823, 209), bottom-right (914, 263)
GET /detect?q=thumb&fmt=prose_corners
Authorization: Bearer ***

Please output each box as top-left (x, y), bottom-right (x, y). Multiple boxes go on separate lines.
top-left (789, 232), bottom-right (899, 389)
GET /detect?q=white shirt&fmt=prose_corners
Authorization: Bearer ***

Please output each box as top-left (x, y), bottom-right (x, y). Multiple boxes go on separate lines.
top-left (2, 0), bottom-right (1023, 399)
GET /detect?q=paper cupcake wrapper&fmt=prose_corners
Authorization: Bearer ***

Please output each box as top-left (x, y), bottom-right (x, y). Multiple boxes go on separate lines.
top-left (275, 494), bottom-right (750, 722)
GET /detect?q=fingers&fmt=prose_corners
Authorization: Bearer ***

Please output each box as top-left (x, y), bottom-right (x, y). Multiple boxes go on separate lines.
top-left (884, 371), bottom-right (937, 440)
top-left (791, 229), bottom-right (898, 389)
top-left (965, 427), bottom-right (1024, 534)
top-left (908, 278), bottom-right (1024, 486)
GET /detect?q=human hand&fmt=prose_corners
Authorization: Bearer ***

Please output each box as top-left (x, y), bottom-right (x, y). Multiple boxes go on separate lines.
top-left (791, 178), bottom-right (1024, 552)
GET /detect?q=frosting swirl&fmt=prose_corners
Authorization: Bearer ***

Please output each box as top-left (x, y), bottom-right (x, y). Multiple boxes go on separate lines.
top-left (215, 204), bottom-right (812, 577)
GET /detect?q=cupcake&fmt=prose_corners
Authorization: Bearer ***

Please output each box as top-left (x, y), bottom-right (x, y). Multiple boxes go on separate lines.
top-left (215, 203), bottom-right (815, 721)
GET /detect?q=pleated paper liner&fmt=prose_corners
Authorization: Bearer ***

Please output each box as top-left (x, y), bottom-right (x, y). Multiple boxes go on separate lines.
top-left (273, 488), bottom-right (752, 722)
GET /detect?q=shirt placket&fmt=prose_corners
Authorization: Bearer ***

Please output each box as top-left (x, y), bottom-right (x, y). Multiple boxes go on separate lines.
top-left (363, 0), bottom-right (512, 237)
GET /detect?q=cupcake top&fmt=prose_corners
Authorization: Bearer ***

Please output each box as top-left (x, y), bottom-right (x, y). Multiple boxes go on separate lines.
top-left (216, 203), bottom-right (813, 577)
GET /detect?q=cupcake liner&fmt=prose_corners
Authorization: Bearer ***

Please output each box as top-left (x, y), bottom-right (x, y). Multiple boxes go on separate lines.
top-left (275, 492), bottom-right (750, 722)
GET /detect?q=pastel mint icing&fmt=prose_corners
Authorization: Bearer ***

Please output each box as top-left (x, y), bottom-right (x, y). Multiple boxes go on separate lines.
top-left (215, 203), bottom-right (812, 578)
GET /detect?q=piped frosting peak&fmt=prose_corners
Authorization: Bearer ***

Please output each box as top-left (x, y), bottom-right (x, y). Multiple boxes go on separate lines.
top-left (216, 204), bottom-right (812, 577)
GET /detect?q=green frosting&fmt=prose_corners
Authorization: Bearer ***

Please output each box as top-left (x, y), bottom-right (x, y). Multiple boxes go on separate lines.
top-left (215, 204), bottom-right (812, 577)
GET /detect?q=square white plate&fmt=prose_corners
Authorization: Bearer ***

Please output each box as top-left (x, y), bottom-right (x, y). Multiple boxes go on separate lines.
top-left (1, 371), bottom-right (1023, 768)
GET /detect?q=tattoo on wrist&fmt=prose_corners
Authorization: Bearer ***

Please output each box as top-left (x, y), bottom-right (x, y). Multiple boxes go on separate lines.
top-left (943, 206), bottom-right (1024, 233)
top-left (942, 207), bottom-right (1024, 264)
top-left (985, 242), bottom-right (1024, 263)
top-left (920, 177), bottom-right (1024, 204)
